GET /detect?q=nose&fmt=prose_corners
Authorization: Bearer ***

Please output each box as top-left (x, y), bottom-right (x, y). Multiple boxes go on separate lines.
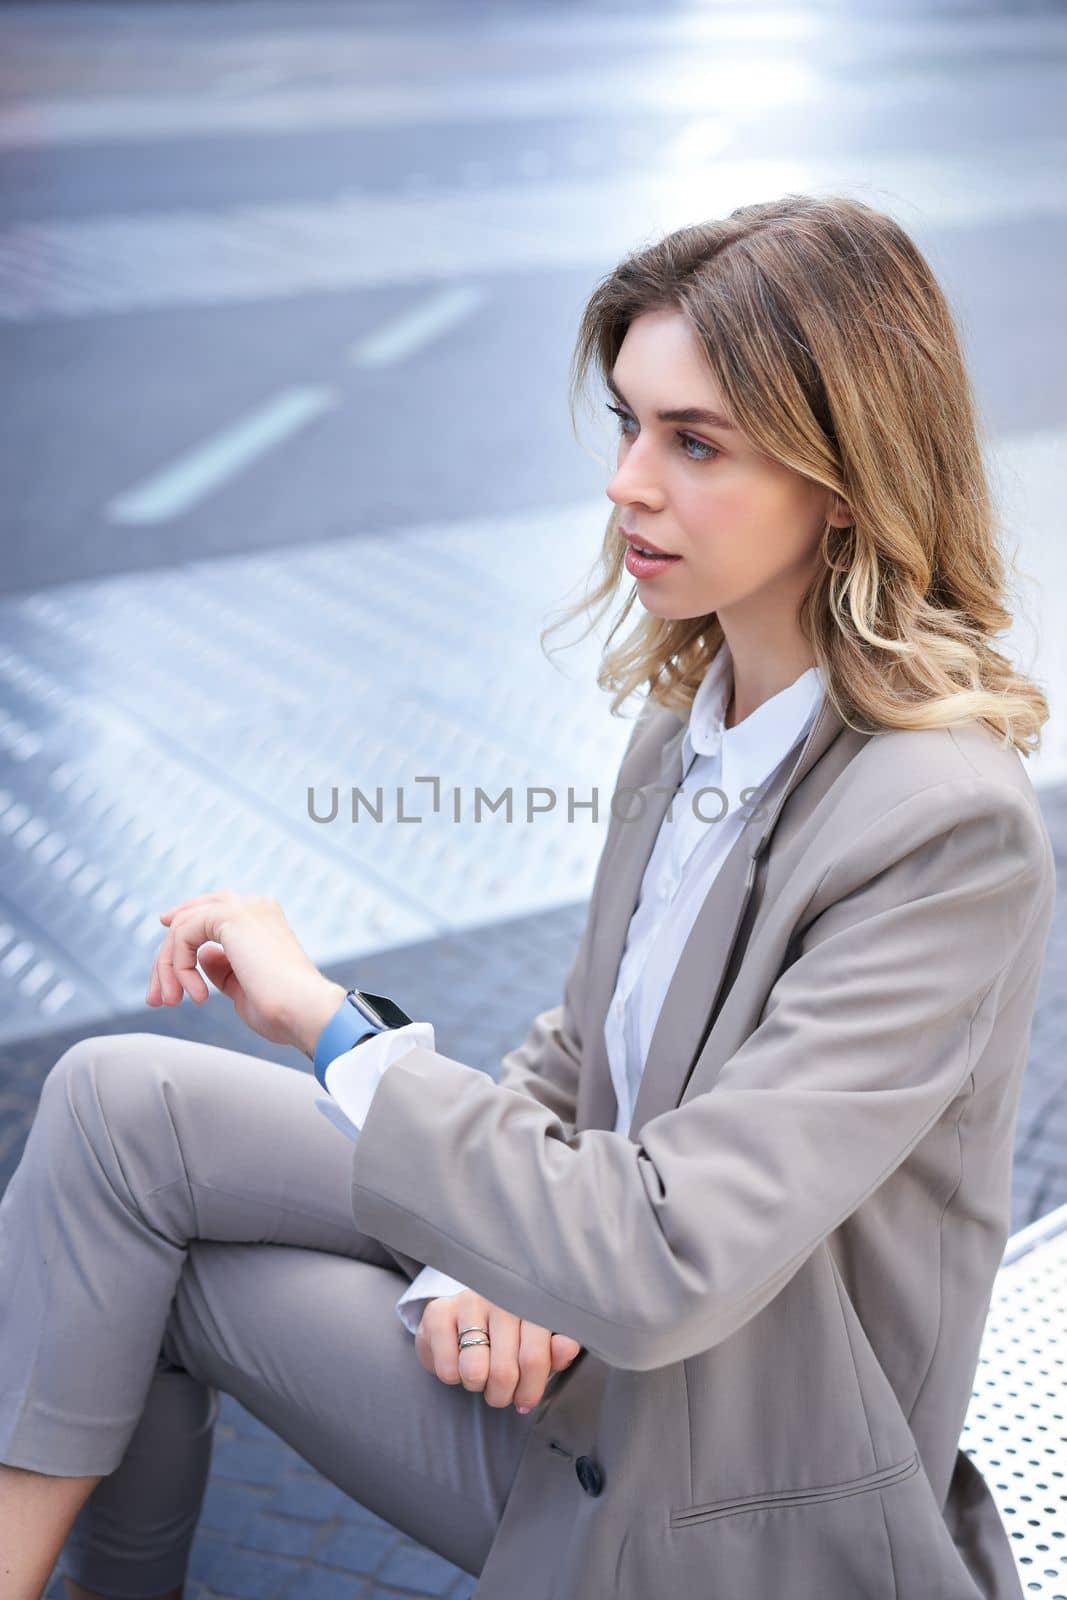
top-left (605, 434), bottom-right (666, 514)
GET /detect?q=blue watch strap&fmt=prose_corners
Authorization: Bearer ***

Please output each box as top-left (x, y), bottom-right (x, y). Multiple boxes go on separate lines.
top-left (313, 994), bottom-right (381, 1090)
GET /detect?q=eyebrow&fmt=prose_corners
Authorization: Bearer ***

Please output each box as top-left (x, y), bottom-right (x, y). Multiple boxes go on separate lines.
top-left (605, 372), bottom-right (738, 431)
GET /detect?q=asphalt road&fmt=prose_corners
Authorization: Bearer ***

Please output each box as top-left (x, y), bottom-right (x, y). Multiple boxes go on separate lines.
top-left (3, 0), bottom-right (1066, 598)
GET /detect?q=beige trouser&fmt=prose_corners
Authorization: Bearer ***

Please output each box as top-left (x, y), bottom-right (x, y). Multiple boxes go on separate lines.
top-left (0, 1032), bottom-right (533, 1595)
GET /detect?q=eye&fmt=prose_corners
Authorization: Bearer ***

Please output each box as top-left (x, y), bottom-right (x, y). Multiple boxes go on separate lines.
top-left (678, 433), bottom-right (719, 462)
top-left (606, 402), bottom-right (637, 437)
top-left (605, 403), bottom-right (719, 463)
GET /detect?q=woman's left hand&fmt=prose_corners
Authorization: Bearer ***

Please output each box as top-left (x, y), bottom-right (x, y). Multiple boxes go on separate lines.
top-left (145, 890), bottom-right (344, 1055)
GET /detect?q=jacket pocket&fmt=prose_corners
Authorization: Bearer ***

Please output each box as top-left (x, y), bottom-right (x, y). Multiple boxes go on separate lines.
top-left (669, 1450), bottom-right (919, 1528)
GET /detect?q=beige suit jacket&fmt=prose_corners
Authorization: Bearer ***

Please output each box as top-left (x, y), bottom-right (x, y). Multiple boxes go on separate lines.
top-left (350, 688), bottom-right (1056, 1599)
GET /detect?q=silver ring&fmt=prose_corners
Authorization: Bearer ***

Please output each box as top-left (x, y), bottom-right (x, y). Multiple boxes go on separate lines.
top-left (458, 1330), bottom-right (491, 1349)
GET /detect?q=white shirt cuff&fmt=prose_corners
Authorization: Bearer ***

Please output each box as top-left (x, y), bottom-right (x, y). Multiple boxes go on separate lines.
top-left (394, 1265), bottom-right (472, 1334)
top-left (313, 1019), bottom-right (435, 1144)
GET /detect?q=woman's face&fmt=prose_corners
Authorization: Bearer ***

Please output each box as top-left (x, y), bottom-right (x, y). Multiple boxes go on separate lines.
top-left (604, 308), bottom-right (847, 624)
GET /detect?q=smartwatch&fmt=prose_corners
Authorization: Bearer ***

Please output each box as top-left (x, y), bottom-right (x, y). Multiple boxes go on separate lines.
top-left (312, 988), bottom-right (415, 1090)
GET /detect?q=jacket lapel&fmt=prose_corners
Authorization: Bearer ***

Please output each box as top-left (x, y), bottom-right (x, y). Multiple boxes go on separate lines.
top-left (576, 692), bottom-right (848, 1135)
top-left (574, 713), bottom-right (685, 1133)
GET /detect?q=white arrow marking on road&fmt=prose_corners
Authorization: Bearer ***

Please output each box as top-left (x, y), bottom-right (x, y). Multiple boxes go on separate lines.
top-left (350, 284), bottom-right (482, 367)
top-left (105, 386), bottom-right (339, 526)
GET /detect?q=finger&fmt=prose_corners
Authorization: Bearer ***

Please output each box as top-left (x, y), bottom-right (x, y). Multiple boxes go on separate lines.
top-left (146, 953), bottom-right (177, 1007)
top-left (158, 889), bottom-right (237, 926)
top-left (152, 930), bottom-right (179, 1005)
top-left (512, 1323), bottom-right (553, 1413)
top-left (455, 1327), bottom-right (493, 1395)
top-left (550, 1333), bottom-right (583, 1371)
top-left (429, 1296), bottom-right (486, 1389)
top-left (198, 944), bottom-right (235, 998)
top-left (155, 914), bottom-right (207, 1004)
top-left (422, 1292), bottom-right (476, 1382)
top-left (482, 1304), bottom-right (523, 1409)
top-left (413, 1305), bottom-right (440, 1377)
top-left (154, 927), bottom-right (193, 1004)
top-left (169, 911), bottom-right (213, 1002)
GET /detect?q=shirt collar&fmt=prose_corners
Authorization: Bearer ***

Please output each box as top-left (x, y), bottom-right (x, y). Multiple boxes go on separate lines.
top-left (681, 640), bottom-right (825, 795)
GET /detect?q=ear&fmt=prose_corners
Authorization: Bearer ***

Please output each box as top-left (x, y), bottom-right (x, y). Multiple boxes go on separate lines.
top-left (825, 492), bottom-right (854, 529)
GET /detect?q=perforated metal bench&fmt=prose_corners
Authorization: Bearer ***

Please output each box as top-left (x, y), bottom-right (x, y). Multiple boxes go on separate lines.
top-left (960, 1202), bottom-right (1067, 1595)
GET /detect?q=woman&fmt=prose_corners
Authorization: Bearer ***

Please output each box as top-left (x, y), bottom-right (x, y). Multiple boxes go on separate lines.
top-left (0, 193), bottom-right (1053, 1600)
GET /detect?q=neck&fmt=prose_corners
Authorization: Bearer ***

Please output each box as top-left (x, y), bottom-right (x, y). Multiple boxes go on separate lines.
top-left (720, 632), bottom-right (816, 730)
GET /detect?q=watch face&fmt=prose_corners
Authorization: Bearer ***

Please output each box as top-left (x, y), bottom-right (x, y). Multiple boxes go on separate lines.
top-left (347, 989), bottom-right (414, 1031)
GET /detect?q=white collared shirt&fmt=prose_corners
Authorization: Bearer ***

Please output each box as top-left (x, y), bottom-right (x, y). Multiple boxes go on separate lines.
top-left (320, 642), bottom-right (825, 1333)
top-left (604, 642), bottom-right (824, 1136)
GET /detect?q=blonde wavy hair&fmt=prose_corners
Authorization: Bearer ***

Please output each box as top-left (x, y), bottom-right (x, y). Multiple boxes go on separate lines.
top-left (542, 192), bottom-right (1047, 756)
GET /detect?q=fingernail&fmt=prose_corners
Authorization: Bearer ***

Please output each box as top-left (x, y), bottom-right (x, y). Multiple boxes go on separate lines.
top-left (517, 1406), bottom-right (530, 1415)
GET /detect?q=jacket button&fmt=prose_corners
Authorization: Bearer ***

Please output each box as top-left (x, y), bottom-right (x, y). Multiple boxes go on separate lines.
top-left (575, 1455), bottom-right (604, 1496)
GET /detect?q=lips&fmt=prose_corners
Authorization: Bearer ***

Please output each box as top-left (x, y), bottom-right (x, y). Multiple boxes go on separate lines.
top-left (622, 530), bottom-right (675, 558)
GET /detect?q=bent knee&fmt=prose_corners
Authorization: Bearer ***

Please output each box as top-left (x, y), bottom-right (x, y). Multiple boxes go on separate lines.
top-left (33, 1033), bottom-right (199, 1213)
top-left (40, 1032), bottom-right (172, 1135)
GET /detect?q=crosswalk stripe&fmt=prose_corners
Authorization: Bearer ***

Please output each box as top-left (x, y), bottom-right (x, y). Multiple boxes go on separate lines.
top-left (2, 152), bottom-right (1065, 323)
top-left (2, 28), bottom-right (1065, 152)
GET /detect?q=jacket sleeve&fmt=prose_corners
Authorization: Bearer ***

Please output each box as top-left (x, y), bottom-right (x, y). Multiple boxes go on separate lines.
top-left (493, 931), bottom-right (588, 1135)
top-left (378, 740), bottom-right (601, 1309)
top-left (372, 928), bottom-right (589, 1312)
top-left (352, 771), bottom-right (1052, 1372)
top-left (382, 963), bottom-right (587, 1331)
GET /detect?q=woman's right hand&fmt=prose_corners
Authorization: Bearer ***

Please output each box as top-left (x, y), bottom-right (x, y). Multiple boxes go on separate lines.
top-left (415, 1289), bottom-right (582, 1413)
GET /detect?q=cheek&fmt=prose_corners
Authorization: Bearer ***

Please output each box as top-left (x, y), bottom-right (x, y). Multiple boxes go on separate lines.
top-left (683, 473), bottom-right (819, 566)
top-left (678, 475), bottom-right (768, 558)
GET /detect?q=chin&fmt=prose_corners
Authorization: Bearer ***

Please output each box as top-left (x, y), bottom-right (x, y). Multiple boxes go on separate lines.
top-left (638, 594), bottom-right (710, 622)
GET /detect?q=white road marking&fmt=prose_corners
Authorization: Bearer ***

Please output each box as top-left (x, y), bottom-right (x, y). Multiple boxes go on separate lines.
top-left (0, 66), bottom-right (823, 150)
top-left (3, 21), bottom-right (1065, 152)
top-left (350, 284), bottom-right (482, 367)
top-left (105, 387), bottom-right (339, 526)
top-left (2, 147), bottom-right (1066, 323)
